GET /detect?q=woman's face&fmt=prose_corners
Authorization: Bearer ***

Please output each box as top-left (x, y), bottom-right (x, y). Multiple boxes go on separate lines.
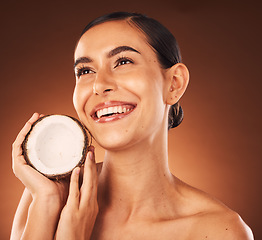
top-left (73, 20), bottom-right (170, 150)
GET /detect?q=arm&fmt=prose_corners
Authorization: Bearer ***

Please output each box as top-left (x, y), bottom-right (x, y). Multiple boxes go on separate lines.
top-left (20, 194), bottom-right (62, 240)
top-left (11, 113), bottom-right (69, 240)
top-left (56, 147), bottom-right (99, 240)
top-left (10, 188), bottom-right (32, 240)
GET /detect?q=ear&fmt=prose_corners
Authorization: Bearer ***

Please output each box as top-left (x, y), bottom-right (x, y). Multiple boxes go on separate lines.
top-left (165, 63), bottom-right (189, 105)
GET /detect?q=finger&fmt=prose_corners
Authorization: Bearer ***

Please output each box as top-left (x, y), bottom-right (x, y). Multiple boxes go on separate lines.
top-left (11, 113), bottom-right (56, 195)
top-left (66, 167), bottom-right (81, 208)
top-left (12, 160), bottom-right (48, 194)
top-left (12, 113), bottom-right (40, 158)
top-left (12, 113), bottom-right (41, 176)
top-left (79, 148), bottom-right (98, 209)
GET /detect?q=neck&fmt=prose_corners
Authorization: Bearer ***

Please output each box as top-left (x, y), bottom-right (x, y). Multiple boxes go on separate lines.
top-left (97, 126), bottom-right (176, 218)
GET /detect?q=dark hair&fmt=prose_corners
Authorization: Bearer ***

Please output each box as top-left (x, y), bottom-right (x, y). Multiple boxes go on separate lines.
top-left (79, 12), bottom-right (184, 129)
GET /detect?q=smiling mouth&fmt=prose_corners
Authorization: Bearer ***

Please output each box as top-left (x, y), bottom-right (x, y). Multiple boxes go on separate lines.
top-left (91, 102), bottom-right (137, 123)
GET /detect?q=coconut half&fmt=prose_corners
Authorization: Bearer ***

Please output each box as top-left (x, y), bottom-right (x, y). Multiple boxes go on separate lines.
top-left (22, 115), bottom-right (92, 179)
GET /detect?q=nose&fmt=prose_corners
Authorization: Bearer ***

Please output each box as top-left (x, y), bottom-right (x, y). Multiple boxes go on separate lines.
top-left (93, 70), bottom-right (118, 95)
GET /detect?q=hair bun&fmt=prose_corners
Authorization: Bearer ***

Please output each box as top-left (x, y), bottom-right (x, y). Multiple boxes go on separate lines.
top-left (168, 102), bottom-right (183, 130)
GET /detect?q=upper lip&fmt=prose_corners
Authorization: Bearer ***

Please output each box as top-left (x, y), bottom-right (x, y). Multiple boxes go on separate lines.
top-left (90, 101), bottom-right (137, 118)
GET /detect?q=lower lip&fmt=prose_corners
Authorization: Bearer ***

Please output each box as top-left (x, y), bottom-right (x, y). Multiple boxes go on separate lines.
top-left (94, 108), bottom-right (136, 123)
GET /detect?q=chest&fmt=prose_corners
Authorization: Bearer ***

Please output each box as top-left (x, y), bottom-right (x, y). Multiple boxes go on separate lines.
top-left (90, 216), bottom-right (191, 240)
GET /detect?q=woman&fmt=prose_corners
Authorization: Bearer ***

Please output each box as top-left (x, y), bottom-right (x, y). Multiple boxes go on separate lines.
top-left (11, 12), bottom-right (253, 239)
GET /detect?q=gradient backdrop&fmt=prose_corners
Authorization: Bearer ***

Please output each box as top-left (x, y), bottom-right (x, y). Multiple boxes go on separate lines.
top-left (0, 0), bottom-right (261, 239)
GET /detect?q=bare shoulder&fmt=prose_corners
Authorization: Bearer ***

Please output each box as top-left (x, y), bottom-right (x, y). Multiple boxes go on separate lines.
top-left (175, 180), bottom-right (254, 240)
top-left (191, 208), bottom-right (254, 240)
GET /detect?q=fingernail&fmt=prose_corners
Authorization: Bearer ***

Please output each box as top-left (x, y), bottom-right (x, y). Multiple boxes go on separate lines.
top-left (75, 167), bottom-right (80, 175)
top-left (89, 145), bottom-right (95, 153)
top-left (89, 151), bottom-right (93, 161)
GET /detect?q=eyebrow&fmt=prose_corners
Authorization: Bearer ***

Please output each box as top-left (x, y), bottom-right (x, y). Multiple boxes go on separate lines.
top-left (74, 57), bottom-right (92, 69)
top-left (74, 45), bottom-right (140, 69)
top-left (107, 46), bottom-right (140, 58)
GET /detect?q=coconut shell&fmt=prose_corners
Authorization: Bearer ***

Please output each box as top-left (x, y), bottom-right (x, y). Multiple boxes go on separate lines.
top-left (22, 114), bottom-right (92, 180)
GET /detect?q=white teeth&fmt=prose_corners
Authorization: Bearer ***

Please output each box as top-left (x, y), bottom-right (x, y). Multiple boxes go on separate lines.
top-left (96, 105), bottom-right (134, 119)
top-left (118, 106), bottom-right (122, 113)
top-left (97, 110), bottom-right (101, 119)
top-left (108, 107), bottom-right (114, 114)
top-left (98, 109), bottom-right (103, 118)
top-left (102, 108), bottom-right (108, 116)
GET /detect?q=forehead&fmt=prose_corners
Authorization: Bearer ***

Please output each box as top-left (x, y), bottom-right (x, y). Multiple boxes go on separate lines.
top-left (74, 20), bottom-right (153, 59)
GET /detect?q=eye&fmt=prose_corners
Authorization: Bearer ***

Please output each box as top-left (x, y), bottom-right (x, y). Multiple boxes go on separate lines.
top-left (114, 57), bottom-right (133, 68)
top-left (75, 66), bottom-right (95, 78)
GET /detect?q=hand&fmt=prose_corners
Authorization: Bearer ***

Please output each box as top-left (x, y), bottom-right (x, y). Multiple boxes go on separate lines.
top-left (12, 113), bottom-right (69, 207)
top-left (56, 147), bottom-right (99, 240)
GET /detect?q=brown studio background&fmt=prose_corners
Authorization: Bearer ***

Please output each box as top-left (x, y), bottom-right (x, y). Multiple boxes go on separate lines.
top-left (0, 0), bottom-right (261, 239)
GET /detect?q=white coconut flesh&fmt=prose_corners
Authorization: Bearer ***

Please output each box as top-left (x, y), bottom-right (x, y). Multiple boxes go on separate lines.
top-left (24, 115), bottom-right (89, 178)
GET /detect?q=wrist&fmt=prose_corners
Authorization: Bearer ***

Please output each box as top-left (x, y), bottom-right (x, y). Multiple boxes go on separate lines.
top-left (32, 194), bottom-right (63, 213)
top-left (21, 196), bottom-right (62, 240)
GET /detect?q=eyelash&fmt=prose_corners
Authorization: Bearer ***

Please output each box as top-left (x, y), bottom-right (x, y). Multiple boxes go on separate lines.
top-left (114, 56), bottom-right (134, 68)
top-left (75, 66), bottom-right (94, 78)
top-left (75, 57), bottom-right (134, 78)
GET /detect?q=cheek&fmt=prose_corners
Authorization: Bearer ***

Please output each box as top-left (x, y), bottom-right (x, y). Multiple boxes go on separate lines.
top-left (117, 70), bottom-right (152, 98)
top-left (123, 69), bottom-right (163, 102)
top-left (72, 86), bottom-right (78, 109)
top-left (120, 70), bottom-right (165, 124)
top-left (73, 83), bottom-right (92, 119)
top-left (73, 85), bottom-right (82, 113)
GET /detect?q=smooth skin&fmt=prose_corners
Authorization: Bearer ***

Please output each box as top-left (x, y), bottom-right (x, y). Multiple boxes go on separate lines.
top-left (11, 113), bottom-right (98, 240)
top-left (11, 20), bottom-right (253, 239)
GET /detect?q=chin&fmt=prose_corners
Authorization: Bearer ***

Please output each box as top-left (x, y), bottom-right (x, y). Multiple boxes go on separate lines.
top-left (94, 132), bottom-right (132, 151)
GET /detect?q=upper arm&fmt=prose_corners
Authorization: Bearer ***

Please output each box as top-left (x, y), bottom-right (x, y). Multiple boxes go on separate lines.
top-left (10, 188), bottom-right (32, 240)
